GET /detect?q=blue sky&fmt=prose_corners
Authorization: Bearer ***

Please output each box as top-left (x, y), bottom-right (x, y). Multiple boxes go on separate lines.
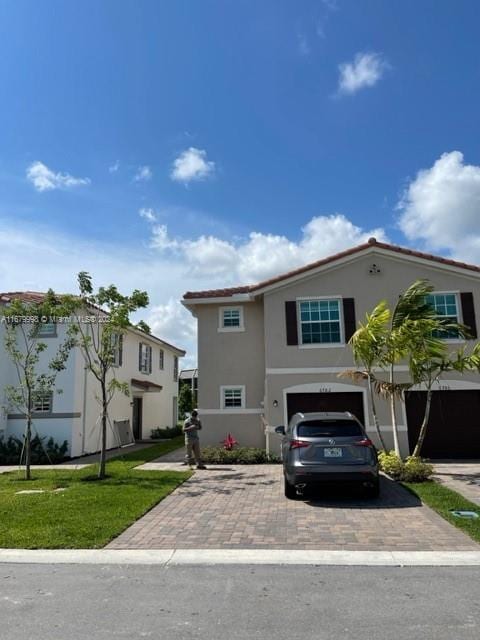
top-left (1, 0), bottom-right (480, 365)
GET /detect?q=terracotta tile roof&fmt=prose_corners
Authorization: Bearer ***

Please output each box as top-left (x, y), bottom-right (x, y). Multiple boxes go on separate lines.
top-left (182, 238), bottom-right (480, 300)
top-left (0, 291), bottom-right (49, 304)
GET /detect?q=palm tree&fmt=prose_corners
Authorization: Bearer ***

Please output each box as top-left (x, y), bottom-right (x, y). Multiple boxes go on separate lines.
top-left (341, 301), bottom-right (390, 450)
top-left (382, 280), bottom-right (437, 457)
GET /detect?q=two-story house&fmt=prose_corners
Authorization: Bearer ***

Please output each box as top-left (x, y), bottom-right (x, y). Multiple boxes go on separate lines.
top-left (183, 238), bottom-right (480, 459)
top-left (0, 291), bottom-right (185, 458)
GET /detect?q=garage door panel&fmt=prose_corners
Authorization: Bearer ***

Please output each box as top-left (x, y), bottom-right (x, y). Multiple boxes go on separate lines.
top-left (287, 392), bottom-right (365, 425)
top-left (406, 390), bottom-right (480, 459)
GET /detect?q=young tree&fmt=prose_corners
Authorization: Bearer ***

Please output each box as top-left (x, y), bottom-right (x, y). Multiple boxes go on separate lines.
top-left (1, 292), bottom-right (75, 479)
top-left (341, 301), bottom-right (390, 450)
top-left (63, 273), bottom-right (149, 479)
top-left (178, 381), bottom-right (193, 420)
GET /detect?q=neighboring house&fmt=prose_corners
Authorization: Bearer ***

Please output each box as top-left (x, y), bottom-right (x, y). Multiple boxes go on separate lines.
top-left (0, 292), bottom-right (185, 458)
top-left (179, 368), bottom-right (198, 404)
top-left (183, 238), bottom-right (480, 459)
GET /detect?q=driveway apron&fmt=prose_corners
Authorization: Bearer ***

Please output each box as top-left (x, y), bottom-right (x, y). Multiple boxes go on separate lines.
top-left (107, 464), bottom-right (477, 551)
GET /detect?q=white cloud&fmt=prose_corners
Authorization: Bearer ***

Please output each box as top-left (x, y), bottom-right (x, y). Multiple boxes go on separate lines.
top-left (171, 148), bottom-right (215, 183)
top-left (0, 212), bottom-right (387, 368)
top-left (134, 165), bottom-right (152, 182)
top-left (148, 213), bottom-right (387, 283)
top-left (338, 52), bottom-right (388, 95)
top-left (147, 299), bottom-right (197, 369)
top-left (26, 161), bottom-right (91, 192)
top-left (109, 161), bottom-right (120, 173)
top-left (139, 208), bottom-right (157, 223)
top-left (398, 151), bottom-right (480, 262)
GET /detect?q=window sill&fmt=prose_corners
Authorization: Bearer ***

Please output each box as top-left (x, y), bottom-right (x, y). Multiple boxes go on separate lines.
top-left (298, 343), bottom-right (345, 349)
top-left (217, 327), bottom-right (245, 333)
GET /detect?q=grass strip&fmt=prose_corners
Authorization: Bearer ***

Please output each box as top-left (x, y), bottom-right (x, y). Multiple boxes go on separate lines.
top-left (0, 437), bottom-right (189, 549)
top-left (404, 480), bottom-right (480, 544)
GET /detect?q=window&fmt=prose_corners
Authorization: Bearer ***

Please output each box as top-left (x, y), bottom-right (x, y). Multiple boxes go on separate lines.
top-left (299, 299), bottom-right (342, 345)
top-left (139, 343), bottom-right (152, 373)
top-left (297, 420), bottom-right (362, 438)
top-left (36, 322), bottom-right (56, 338)
top-left (221, 386), bottom-right (245, 409)
top-left (33, 391), bottom-right (52, 413)
top-left (173, 356), bottom-right (178, 382)
top-left (159, 349), bottom-right (164, 370)
top-left (218, 307), bottom-right (244, 332)
top-left (111, 333), bottom-right (123, 367)
top-left (426, 293), bottom-right (460, 339)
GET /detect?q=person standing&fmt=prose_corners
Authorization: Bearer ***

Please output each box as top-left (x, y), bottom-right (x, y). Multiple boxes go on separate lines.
top-left (183, 410), bottom-right (206, 469)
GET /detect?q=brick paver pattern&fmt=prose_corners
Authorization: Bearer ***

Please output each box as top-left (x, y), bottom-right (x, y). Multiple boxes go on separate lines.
top-left (107, 464), bottom-right (477, 551)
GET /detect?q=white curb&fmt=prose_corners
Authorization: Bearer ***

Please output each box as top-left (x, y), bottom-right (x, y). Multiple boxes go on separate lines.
top-left (1, 549), bottom-right (480, 566)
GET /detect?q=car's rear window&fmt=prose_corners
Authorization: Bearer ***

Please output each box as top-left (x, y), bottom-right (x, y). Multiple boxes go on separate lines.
top-left (296, 420), bottom-right (363, 437)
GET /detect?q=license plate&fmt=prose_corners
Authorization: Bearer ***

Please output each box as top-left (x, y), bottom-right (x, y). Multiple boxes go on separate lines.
top-left (324, 447), bottom-right (342, 458)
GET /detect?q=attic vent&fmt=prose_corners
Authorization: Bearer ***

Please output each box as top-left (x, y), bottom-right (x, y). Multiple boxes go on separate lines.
top-left (368, 263), bottom-right (381, 275)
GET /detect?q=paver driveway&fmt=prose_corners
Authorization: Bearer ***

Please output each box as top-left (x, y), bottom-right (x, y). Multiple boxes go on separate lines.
top-left (107, 462), bottom-right (477, 551)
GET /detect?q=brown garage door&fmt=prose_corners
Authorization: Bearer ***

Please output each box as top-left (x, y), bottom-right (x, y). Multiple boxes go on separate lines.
top-left (287, 392), bottom-right (365, 425)
top-left (406, 390), bottom-right (480, 459)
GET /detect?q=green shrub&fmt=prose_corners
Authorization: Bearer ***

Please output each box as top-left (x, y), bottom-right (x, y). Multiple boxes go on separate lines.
top-left (0, 435), bottom-right (70, 465)
top-left (150, 426), bottom-right (182, 440)
top-left (201, 446), bottom-right (280, 464)
top-left (378, 450), bottom-right (433, 482)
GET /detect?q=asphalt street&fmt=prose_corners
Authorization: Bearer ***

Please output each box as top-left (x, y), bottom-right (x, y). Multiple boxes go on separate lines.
top-left (1, 564), bottom-right (479, 640)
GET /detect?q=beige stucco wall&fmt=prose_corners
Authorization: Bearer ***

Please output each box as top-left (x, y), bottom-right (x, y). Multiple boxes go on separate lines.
top-left (263, 250), bottom-right (480, 369)
top-left (197, 299), bottom-right (265, 410)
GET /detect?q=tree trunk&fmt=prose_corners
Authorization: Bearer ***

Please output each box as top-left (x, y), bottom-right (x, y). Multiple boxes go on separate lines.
top-left (99, 382), bottom-right (107, 479)
top-left (412, 387), bottom-right (433, 458)
top-left (390, 362), bottom-right (401, 458)
top-left (368, 375), bottom-right (387, 450)
top-left (25, 416), bottom-right (32, 481)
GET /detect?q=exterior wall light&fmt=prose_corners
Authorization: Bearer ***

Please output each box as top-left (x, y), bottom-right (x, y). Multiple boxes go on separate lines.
top-left (273, 400), bottom-right (279, 407)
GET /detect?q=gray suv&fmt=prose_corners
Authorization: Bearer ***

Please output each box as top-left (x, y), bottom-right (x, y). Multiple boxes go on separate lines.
top-left (275, 411), bottom-right (379, 499)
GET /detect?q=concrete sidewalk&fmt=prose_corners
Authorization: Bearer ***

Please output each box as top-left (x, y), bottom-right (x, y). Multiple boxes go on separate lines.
top-left (433, 461), bottom-right (480, 506)
top-left (2, 548), bottom-right (480, 566)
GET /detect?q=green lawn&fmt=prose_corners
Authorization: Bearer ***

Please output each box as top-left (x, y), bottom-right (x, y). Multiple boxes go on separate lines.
top-left (405, 480), bottom-right (480, 544)
top-left (0, 437), bottom-right (190, 549)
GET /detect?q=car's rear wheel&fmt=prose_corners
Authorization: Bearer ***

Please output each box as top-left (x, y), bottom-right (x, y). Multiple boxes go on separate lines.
top-left (284, 477), bottom-right (297, 500)
top-left (365, 478), bottom-right (380, 498)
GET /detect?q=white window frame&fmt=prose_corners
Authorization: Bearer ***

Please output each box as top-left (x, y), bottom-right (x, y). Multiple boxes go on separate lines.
top-left (111, 333), bottom-right (123, 368)
top-left (427, 290), bottom-right (464, 343)
top-left (297, 296), bottom-right (344, 349)
top-left (36, 322), bottom-right (57, 338)
top-left (218, 306), bottom-right (245, 333)
top-left (139, 342), bottom-right (152, 374)
top-left (220, 385), bottom-right (246, 410)
top-left (33, 391), bottom-right (53, 413)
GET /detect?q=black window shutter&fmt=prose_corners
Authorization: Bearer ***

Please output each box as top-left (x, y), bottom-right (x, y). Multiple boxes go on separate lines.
top-left (460, 292), bottom-right (477, 339)
top-left (343, 298), bottom-right (356, 342)
top-left (148, 346), bottom-right (152, 373)
top-left (119, 334), bottom-right (123, 366)
top-left (139, 343), bottom-right (142, 371)
top-left (285, 301), bottom-right (298, 345)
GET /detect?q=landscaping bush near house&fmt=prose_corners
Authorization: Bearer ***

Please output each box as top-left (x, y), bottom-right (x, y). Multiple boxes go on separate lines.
top-left (0, 435), bottom-right (70, 465)
top-left (378, 450), bottom-right (434, 482)
top-left (150, 426), bottom-right (182, 440)
top-left (201, 446), bottom-right (280, 464)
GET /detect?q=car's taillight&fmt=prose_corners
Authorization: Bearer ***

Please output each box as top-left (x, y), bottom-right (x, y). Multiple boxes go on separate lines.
top-left (355, 438), bottom-right (373, 447)
top-left (289, 439), bottom-right (310, 450)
